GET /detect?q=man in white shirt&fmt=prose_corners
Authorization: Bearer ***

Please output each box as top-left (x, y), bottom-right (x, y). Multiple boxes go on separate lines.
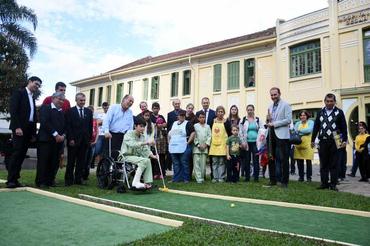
top-left (7, 76), bottom-right (42, 188)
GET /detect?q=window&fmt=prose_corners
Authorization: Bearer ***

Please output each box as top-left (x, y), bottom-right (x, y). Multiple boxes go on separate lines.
top-left (244, 58), bottom-right (255, 87)
top-left (290, 40), bottom-right (321, 78)
top-left (116, 83), bottom-right (123, 103)
top-left (213, 64), bottom-right (221, 92)
top-left (98, 87), bottom-right (103, 107)
top-left (128, 81), bottom-right (133, 95)
top-left (183, 70), bottom-right (191, 96)
top-left (171, 72), bottom-right (179, 97)
top-left (363, 29), bottom-right (370, 82)
top-left (151, 76), bottom-right (159, 99)
top-left (89, 88), bottom-right (95, 106)
top-left (106, 85), bottom-right (111, 104)
top-left (143, 78), bottom-right (149, 101)
top-left (227, 61), bottom-right (240, 90)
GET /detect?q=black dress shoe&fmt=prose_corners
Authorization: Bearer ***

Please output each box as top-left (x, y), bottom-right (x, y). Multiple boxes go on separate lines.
top-left (317, 185), bottom-right (329, 190)
top-left (65, 182), bottom-right (73, 187)
top-left (280, 183), bottom-right (288, 188)
top-left (329, 186), bottom-right (338, 192)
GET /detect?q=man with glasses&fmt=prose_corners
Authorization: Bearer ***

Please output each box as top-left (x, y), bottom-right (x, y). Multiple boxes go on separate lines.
top-left (6, 76), bottom-right (42, 188)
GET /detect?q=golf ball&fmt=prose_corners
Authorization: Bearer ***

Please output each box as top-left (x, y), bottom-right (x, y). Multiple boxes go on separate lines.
top-left (230, 203), bottom-right (235, 207)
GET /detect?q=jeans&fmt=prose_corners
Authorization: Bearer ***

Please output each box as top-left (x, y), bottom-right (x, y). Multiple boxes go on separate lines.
top-left (94, 136), bottom-right (105, 156)
top-left (244, 142), bottom-right (259, 181)
top-left (171, 145), bottom-right (191, 182)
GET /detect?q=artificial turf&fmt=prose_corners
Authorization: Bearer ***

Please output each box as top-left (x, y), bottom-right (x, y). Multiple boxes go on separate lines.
top-left (100, 190), bottom-right (370, 245)
top-left (0, 191), bottom-right (171, 246)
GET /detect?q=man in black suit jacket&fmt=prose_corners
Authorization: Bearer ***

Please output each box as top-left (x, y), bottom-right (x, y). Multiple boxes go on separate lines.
top-left (167, 99), bottom-right (182, 131)
top-left (6, 76), bottom-right (42, 188)
top-left (65, 93), bottom-right (93, 186)
top-left (195, 97), bottom-right (216, 128)
top-left (36, 92), bottom-right (65, 188)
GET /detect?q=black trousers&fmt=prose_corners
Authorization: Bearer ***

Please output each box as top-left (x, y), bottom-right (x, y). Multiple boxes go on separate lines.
top-left (104, 132), bottom-right (124, 159)
top-left (36, 141), bottom-right (60, 186)
top-left (318, 139), bottom-right (339, 187)
top-left (297, 159), bottom-right (312, 181)
top-left (226, 155), bottom-right (240, 183)
top-left (7, 124), bottom-right (33, 183)
top-left (268, 128), bottom-right (290, 185)
top-left (356, 151), bottom-right (368, 180)
top-left (65, 142), bottom-right (88, 184)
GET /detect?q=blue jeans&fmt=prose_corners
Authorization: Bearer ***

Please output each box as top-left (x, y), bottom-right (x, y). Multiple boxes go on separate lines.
top-left (94, 136), bottom-right (105, 156)
top-left (171, 145), bottom-right (191, 182)
top-left (244, 142), bottom-right (259, 181)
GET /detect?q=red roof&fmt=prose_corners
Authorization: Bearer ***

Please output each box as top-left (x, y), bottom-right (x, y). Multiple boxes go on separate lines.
top-left (108, 27), bottom-right (276, 73)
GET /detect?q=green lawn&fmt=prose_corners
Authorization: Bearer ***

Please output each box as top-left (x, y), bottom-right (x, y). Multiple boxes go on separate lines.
top-left (0, 191), bottom-right (171, 246)
top-left (1, 169), bottom-right (369, 245)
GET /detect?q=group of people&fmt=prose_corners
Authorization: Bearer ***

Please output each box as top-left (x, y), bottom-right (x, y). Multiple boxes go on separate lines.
top-left (6, 78), bottom-right (99, 188)
top-left (5, 76), bottom-right (369, 192)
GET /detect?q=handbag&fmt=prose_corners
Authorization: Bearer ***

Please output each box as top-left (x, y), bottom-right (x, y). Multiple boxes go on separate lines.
top-left (289, 130), bottom-right (302, 145)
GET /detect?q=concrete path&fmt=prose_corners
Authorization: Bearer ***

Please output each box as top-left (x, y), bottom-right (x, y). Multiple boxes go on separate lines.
top-left (1, 152), bottom-right (369, 197)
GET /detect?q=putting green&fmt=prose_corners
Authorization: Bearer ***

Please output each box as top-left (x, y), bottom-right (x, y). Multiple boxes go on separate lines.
top-left (0, 191), bottom-right (171, 246)
top-left (102, 190), bottom-right (370, 245)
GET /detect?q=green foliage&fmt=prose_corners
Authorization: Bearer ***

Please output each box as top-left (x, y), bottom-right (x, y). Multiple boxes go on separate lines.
top-left (0, 0), bottom-right (38, 113)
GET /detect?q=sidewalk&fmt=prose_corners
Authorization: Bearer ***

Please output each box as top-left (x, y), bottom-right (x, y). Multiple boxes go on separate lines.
top-left (1, 153), bottom-right (369, 197)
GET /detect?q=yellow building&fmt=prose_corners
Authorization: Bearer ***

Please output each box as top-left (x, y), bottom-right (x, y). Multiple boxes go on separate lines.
top-left (71, 0), bottom-right (370, 161)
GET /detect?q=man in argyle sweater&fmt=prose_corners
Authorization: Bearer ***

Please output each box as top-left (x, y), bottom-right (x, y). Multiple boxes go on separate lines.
top-left (311, 93), bottom-right (348, 191)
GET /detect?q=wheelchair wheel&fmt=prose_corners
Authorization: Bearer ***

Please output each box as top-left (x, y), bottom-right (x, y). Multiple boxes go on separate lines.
top-left (96, 157), bottom-right (114, 189)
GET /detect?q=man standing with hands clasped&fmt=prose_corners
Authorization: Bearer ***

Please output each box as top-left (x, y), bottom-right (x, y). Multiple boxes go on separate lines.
top-left (65, 93), bottom-right (93, 186)
top-left (36, 92), bottom-right (66, 188)
top-left (311, 93), bottom-right (347, 191)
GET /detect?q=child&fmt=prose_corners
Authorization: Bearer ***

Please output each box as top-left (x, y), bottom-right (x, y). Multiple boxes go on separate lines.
top-left (150, 102), bottom-right (168, 179)
top-left (209, 106), bottom-right (232, 182)
top-left (119, 117), bottom-right (157, 189)
top-left (226, 125), bottom-right (241, 183)
top-left (193, 112), bottom-right (211, 183)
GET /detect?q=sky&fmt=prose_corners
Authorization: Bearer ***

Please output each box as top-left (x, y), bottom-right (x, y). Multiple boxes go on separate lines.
top-left (17, 0), bottom-right (328, 106)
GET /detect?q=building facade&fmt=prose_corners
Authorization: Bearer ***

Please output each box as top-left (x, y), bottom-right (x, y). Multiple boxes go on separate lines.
top-left (71, 0), bottom-right (370, 162)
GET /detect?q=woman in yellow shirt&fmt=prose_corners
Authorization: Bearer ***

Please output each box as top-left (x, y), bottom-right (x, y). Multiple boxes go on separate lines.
top-left (209, 106), bottom-right (232, 182)
top-left (355, 122), bottom-right (370, 182)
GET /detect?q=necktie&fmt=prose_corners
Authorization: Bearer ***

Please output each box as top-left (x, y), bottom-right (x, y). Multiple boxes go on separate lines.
top-left (79, 108), bottom-right (84, 119)
top-left (204, 109), bottom-right (208, 123)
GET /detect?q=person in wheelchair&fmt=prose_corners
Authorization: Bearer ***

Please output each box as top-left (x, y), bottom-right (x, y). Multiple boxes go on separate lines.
top-left (119, 117), bottom-right (157, 189)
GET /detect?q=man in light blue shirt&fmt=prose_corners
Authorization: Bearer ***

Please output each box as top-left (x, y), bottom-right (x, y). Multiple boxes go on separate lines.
top-left (103, 94), bottom-right (134, 153)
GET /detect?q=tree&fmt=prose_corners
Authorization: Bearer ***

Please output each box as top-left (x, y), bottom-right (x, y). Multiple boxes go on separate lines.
top-left (0, 0), bottom-right (38, 114)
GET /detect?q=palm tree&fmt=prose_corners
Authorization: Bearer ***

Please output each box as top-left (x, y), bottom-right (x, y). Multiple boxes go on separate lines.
top-left (0, 0), bottom-right (38, 113)
top-left (0, 0), bottom-right (38, 57)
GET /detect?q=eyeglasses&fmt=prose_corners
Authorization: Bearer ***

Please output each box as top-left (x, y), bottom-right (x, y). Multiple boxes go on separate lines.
top-left (35, 82), bottom-right (41, 87)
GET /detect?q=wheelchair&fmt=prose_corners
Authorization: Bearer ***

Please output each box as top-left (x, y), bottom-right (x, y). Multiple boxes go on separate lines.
top-left (96, 153), bottom-right (136, 192)
top-left (96, 141), bottom-right (152, 193)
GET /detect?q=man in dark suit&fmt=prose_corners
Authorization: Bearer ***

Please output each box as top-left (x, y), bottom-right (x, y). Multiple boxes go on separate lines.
top-left (167, 99), bottom-right (182, 131)
top-left (6, 76), bottom-right (42, 188)
top-left (195, 97), bottom-right (216, 128)
top-left (65, 93), bottom-right (93, 186)
top-left (36, 92), bottom-right (65, 188)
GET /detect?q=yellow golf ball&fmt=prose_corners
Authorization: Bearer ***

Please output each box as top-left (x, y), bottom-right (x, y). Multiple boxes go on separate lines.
top-left (230, 203), bottom-right (235, 207)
